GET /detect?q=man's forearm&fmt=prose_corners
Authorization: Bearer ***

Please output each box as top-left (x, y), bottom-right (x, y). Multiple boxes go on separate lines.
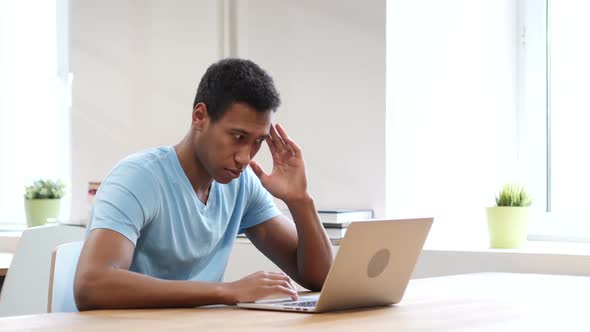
top-left (75, 268), bottom-right (232, 310)
top-left (286, 195), bottom-right (334, 291)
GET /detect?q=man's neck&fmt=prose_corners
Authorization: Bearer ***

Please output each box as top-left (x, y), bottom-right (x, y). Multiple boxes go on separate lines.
top-left (173, 137), bottom-right (213, 204)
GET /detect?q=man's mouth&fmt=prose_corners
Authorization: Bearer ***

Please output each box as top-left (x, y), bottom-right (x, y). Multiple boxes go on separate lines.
top-left (225, 168), bottom-right (241, 178)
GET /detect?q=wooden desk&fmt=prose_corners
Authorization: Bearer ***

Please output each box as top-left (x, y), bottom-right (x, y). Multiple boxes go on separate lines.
top-left (0, 252), bottom-right (12, 277)
top-left (0, 273), bottom-right (587, 331)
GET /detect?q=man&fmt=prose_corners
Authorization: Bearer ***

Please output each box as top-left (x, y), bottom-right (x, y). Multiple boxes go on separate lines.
top-left (74, 58), bottom-right (334, 310)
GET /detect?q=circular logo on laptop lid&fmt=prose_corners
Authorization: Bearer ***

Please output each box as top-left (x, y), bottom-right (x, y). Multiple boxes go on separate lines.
top-left (367, 249), bottom-right (391, 278)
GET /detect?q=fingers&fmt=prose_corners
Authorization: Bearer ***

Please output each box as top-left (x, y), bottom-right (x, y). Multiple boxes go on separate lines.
top-left (235, 271), bottom-right (299, 302)
top-left (265, 280), bottom-right (298, 296)
top-left (266, 285), bottom-right (299, 301)
top-left (249, 160), bottom-right (267, 179)
top-left (259, 272), bottom-right (299, 300)
top-left (275, 124), bottom-right (301, 158)
top-left (269, 124), bottom-right (285, 153)
top-left (286, 276), bottom-right (298, 292)
top-left (267, 123), bottom-right (301, 158)
top-left (264, 272), bottom-right (296, 286)
top-left (264, 275), bottom-right (297, 289)
top-left (265, 136), bottom-right (276, 155)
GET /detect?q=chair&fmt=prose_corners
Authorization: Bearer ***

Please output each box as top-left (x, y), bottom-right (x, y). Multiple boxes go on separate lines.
top-left (0, 225), bottom-right (85, 316)
top-left (47, 241), bottom-right (83, 312)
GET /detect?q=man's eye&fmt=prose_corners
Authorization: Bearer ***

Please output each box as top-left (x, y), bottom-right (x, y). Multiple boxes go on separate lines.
top-left (255, 138), bottom-right (265, 144)
top-left (233, 134), bottom-right (243, 141)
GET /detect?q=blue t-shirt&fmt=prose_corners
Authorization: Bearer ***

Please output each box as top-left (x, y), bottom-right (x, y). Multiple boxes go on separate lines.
top-left (87, 146), bottom-right (281, 282)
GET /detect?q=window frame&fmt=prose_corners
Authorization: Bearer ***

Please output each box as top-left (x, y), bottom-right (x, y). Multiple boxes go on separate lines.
top-left (523, 0), bottom-right (590, 242)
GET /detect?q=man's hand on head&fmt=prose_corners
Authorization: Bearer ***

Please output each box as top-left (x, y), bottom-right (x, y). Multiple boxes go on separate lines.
top-left (248, 124), bottom-right (333, 292)
top-left (249, 124), bottom-right (310, 204)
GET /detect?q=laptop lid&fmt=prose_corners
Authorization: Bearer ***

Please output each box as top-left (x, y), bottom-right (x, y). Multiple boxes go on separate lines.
top-left (313, 217), bottom-right (433, 312)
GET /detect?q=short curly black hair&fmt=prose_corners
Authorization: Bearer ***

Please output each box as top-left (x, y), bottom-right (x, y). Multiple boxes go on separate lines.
top-left (193, 58), bottom-right (281, 122)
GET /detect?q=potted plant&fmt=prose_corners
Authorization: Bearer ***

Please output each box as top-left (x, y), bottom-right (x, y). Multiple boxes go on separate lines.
top-left (486, 184), bottom-right (532, 248)
top-left (24, 179), bottom-right (66, 227)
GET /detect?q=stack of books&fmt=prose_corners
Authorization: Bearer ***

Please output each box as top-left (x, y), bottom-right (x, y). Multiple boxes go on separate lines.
top-left (319, 209), bottom-right (374, 239)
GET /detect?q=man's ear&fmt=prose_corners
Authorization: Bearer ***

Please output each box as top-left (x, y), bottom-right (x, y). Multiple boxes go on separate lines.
top-left (192, 103), bottom-right (209, 131)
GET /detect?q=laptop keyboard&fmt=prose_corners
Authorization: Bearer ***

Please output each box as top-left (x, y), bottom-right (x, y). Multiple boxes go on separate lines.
top-left (282, 300), bottom-right (317, 308)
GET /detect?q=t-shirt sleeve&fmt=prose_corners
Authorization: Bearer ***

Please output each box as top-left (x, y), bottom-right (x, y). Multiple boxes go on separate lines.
top-left (238, 167), bottom-right (281, 234)
top-left (87, 161), bottom-right (159, 245)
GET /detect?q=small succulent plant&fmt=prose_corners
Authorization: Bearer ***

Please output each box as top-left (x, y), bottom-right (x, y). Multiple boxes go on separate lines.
top-left (495, 184), bottom-right (532, 207)
top-left (24, 179), bottom-right (66, 200)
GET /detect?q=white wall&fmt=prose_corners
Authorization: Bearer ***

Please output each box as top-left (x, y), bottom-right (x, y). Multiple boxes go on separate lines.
top-left (234, 0), bottom-right (386, 215)
top-left (70, 0), bottom-right (222, 220)
top-left (69, 0), bottom-right (386, 221)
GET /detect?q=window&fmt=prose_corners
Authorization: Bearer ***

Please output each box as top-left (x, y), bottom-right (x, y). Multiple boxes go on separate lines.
top-left (386, 0), bottom-right (590, 244)
top-left (525, 0), bottom-right (590, 241)
top-left (547, 1), bottom-right (590, 212)
top-left (386, 0), bottom-right (520, 245)
top-left (0, 0), bottom-right (71, 225)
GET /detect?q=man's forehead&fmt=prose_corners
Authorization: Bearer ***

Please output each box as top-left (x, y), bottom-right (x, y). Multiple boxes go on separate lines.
top-left (218, 104), bottom-right (273, 135)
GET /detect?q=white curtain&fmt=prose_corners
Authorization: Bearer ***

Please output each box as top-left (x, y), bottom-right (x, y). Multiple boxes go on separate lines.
top-left (0, 0), bottom-right (70, 225)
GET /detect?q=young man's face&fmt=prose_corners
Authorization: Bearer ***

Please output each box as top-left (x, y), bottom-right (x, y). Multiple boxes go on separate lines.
top-left (195, 102), bottom-right (272, 184)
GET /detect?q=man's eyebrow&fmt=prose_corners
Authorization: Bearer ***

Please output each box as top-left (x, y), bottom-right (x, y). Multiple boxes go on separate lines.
top-left (230, 128), bottom-right (250, 135)
top-left (230, 128), bottom-right (269, 139)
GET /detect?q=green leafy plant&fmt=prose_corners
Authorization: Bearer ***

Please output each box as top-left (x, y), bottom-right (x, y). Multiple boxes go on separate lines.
top-left (495, 184), bottom-right (532, 207)
top-left (24, 179), bottom-right (66, 200)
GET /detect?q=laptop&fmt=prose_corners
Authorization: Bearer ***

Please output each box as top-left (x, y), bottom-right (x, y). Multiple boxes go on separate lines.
top-left (236, 217), bottom-right (433, 313)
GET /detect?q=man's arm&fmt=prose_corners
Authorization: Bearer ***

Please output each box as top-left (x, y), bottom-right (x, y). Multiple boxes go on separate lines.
top-left (74, 229), bottom-right (298, 310)
top-left (245, 200), bottom-right (333, 291)
top-left (248, 124), bottom-right (334, 291)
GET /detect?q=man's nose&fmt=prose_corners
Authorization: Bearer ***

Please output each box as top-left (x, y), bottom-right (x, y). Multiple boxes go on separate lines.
top-left (234, 146), bottom-right (250, 168)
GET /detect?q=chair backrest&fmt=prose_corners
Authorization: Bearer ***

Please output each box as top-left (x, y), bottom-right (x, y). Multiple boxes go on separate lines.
top-left (0, 225), bottom-right (85, 317)
top-left (47, 241), bottom-right (83, 313)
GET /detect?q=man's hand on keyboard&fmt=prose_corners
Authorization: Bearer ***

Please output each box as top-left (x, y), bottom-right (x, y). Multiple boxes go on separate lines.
top-left (221, 271), bottom-right (299, 304)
